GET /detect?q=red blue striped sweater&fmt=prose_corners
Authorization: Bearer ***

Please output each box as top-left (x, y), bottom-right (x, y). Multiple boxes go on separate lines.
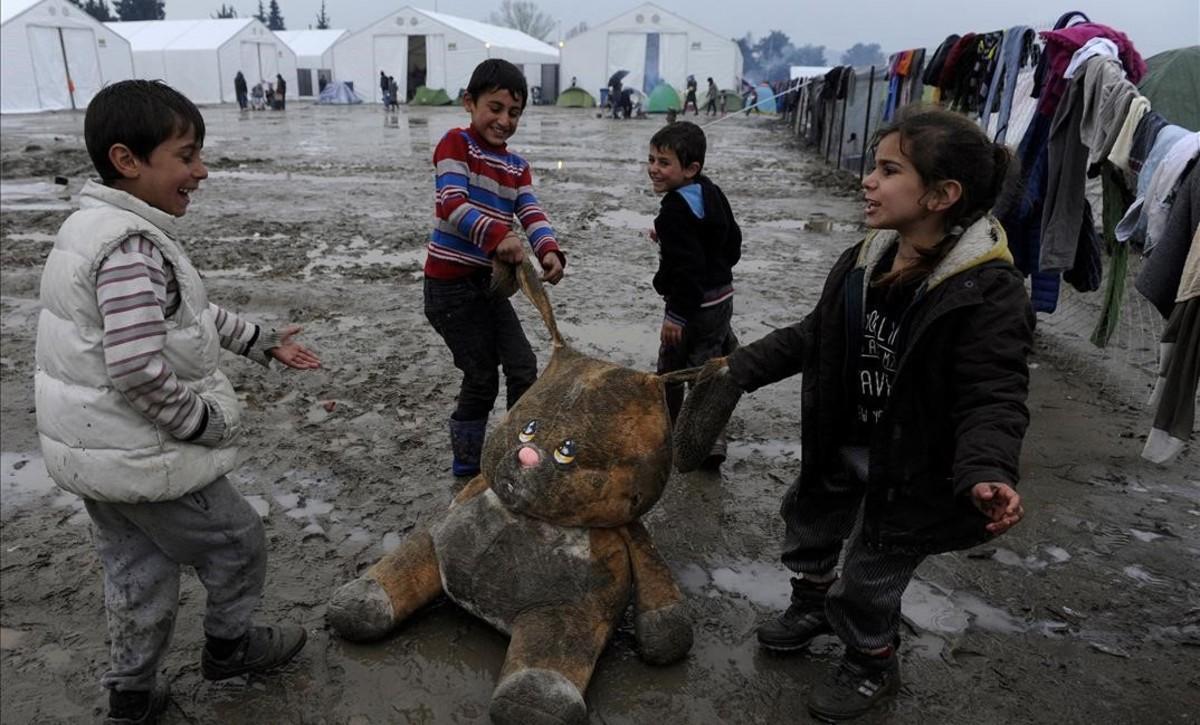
top-left (424, 126), bottom-right (563, 279)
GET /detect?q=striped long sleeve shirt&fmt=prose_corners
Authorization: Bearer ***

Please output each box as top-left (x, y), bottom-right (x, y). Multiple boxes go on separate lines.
top-left (423, 127), bottom-right (563, 279)
top-left (96, 236), bottom-right (276, 444)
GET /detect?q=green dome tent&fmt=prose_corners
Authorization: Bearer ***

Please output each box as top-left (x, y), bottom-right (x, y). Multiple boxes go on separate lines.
top-left (719, 90), bottom-right (744, 112)
top-left (646, 83), bottom-right (682, 113)
top-left (556, 87), bottom-right (597, 107)
top-left (410, 86), bottom-right (452, 106)
top-left (1139, 46), bottom-right (1200, 131)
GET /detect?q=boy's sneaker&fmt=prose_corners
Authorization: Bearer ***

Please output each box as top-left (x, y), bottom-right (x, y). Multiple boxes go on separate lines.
top-left (807, 648), bottom-right (900, 722)
top-left (201, 624), bottom-right (307, 681)
top-left (755, 577), bottom-right (833, 651)
top-left (105, 684), bottom-right (169, 725)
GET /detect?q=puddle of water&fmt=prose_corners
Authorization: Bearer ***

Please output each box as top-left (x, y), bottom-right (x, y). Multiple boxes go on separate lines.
top-left (1, 452), bottom-right (59, 513)
top-left (1122, 564), bottom-right (1169, 586)
top-left (244, 494), bottom-right (270, 519)
top-left (208, 169), bottom-right (392, 185)
top-left (726, 439), bottom-right (803, 462)
top-left (991, 547), bottom-right (1048, 571)
top-left (1042, 545), bottom-right (1071, 563)
top-left (707, 560), bottom-right (792, 609)
top-left (748, 218), bottom-right (863, 233)
top-left (381, 531), bottom-right (403, 552)
top-left (595, 209), bottom-right (656, 230)
top-left (902, 579), bottom-right (1025, 635)
top-left (274, 492), bottom-right (334, 520)
top-left (0, 628), bottom-right (28, 651)
top-left (1129, 529), bottom-right (1164, 543)
top-left (2, 231), bottom-right (57, 242)
top-left (0, 181), bottom-right (72, 211)
top-left (302, 238), bottom-right (425, 277)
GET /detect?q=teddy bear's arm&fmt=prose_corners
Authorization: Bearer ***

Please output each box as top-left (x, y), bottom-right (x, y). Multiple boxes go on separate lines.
top-left (619, 522), bottom-right (694, 664)
top-left (327, 528), bottom-right (444, 641)
top-left (450, 474), bottom-right (491, 506)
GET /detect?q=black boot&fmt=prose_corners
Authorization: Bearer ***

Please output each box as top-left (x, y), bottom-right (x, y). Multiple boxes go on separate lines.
top-left (807, 647), bottom-right (900, 721)
top-left (755, 576), bottom-right (833, 651)
top-left (449, 417), bottom-right (487, 477)
top-left (105, 684), bottom-right (169, 725)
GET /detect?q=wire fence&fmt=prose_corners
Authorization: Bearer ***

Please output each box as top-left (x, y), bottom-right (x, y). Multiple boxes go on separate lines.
top-left (781, 46), bottom-right (1168, 408)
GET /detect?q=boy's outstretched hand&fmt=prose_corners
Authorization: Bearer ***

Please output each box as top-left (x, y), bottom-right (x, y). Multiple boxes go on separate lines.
top-left (540, 252), bottom-right (564, 284)
top-left (269, 324), bottom-right (322, 370)
top-left (660, 319), bottom-right (683, 347)
top-left (971, 482), bottom-right (1023, 535)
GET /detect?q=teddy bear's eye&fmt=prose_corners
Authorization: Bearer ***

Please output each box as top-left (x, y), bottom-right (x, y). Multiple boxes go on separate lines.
top-left (519, 420), bottom-right (537, 443)
top-left (553, 439), bottom-right (576, 465)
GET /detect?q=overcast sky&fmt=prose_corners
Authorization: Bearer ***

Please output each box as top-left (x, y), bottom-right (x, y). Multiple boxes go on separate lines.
top-left (163, 0), bottom-right (1198, 58)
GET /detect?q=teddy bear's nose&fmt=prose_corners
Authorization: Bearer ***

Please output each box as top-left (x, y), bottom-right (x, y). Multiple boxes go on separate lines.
top-left (517, 446), bottom-right (541, 468)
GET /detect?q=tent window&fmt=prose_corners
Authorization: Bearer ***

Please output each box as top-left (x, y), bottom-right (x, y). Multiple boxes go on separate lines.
top-left (98, 38), bottom-right (106, 48)
top-left (691, 42), bottom-right (701, 50)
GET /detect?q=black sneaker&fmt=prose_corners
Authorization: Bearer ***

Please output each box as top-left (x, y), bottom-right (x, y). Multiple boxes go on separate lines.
top-left (201, 624), bottom-right (307, 681)
top-left (756, 577), bottom-right (833, 651)
top-left (807, 649), bottom-right (900, 722)
top-left (105, 684), bottom-right (169, 725)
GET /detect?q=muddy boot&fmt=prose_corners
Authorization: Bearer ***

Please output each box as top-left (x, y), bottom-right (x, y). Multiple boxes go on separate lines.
top-left (105, 684), bottom-right (170, 725)
top-left (201, 624), bottom-right (307, 681)
top-left (756, 576), bottom-right (833, 652)
top-left (449, 417), bottom-right (487, 477)
top-left (807, 647), bottom-right (900, 721)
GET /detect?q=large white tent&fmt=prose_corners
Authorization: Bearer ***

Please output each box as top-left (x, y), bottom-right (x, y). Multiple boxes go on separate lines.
top-left (560, 2), bottom-right (742, 101)
top-left (106, 18), bottom-right (296, 105)
top-left (1, 0), bottom-right (133, 113)
top-left (276, 28), bottom-right (346, 97)
top-left (331, 6), bottom-right (560, 105)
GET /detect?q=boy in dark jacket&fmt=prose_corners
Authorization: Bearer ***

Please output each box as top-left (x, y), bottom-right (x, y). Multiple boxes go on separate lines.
top-left (647, 121), bottom-right (741, 466)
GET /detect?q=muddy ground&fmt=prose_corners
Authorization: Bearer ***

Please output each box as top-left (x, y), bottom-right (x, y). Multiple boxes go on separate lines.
top-left (1, 104), bottom-right (1197, 724)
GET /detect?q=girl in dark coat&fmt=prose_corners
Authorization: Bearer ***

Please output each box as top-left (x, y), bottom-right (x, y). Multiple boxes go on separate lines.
top-left (678, 106), bottom-right (1033, 720)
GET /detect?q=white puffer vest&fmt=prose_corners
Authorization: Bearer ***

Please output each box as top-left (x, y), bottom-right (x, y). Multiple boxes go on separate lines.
top-left (35, 181), bottom-right (242, 502)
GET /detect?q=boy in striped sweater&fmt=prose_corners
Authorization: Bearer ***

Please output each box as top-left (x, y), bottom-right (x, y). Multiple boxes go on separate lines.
top-left (35, 81), bottom-right (320, 725)
top-left (423, 59), bottom-right (566, 477)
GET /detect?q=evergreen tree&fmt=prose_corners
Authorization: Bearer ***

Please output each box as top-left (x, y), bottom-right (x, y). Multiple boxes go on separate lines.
top-left (314, 0), bottom-right (329, 29)
top-left (68, 0), bottom-right (114, 21)
top-left (841, 42), bottom-right (885, 67)
top-left (253, 0), bottom-right (266, 23)
top-left (212, 3), bottom-right (237, 18)
top-left (114, 0), bottom-right (164, 20)
top-left (266, 0), bottom-right (284, 30)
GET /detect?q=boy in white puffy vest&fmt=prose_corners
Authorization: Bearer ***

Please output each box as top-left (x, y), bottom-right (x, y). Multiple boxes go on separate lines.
top-left (34, 80), bottom-right (321, 725)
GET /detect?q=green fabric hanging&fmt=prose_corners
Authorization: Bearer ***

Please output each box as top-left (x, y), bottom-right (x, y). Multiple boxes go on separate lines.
top-left (1091, 165), bottom-right (1135, 347)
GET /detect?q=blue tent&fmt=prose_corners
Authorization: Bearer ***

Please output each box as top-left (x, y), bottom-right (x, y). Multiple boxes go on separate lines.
top-left (317, 81), bottom-right (363, 105)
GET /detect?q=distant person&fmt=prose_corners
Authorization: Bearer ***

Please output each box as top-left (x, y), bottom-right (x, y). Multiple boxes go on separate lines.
top-left (683, 75), bottom-right (699, 115)
top-left (423, 59), bottom-right (566, 476)
top-left (646, 121), bottom-right (741, 465)
top-left (234, 70), bottom-right (248, 110)
top-left (704, 77), bottom-right (718, 116)
top-left (388, 76), bottom-right (400, 111)
top-left (619, 87), bottom-right (634, 119)
top-left (250, 80), bottom-right (265, 110)
top-left (39, 80), bottom-right (320, 725)
top-left (275, 73), bottom-right (286, 110)
top-left (744, 86), bottom-right (760, 116)
top-left (380, 70), bottom-right (389, 102)
top-left (264, 81), bottom-right (275, 110)
top-left (609, 76), bottom-right (623, 119)
top-left (693, 106), bottom-right (1031, 721)
top-left (570, 75), bottom-right (577, 88)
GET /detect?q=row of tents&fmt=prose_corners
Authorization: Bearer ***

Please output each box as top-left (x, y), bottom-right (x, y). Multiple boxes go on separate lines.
top-left (0, 0), bottom-right (744, 114)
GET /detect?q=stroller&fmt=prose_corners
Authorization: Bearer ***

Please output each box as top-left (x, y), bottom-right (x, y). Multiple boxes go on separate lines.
top-left (250, 82), bottom-right (266, 111)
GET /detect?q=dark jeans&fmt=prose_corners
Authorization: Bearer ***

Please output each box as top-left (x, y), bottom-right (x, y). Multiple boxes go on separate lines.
top-left (236, 91), bottom-right (247, 110)
top-left (656, 299), bottom-right (738, 420)
top-left (424, 273), bottom-right (538, 421)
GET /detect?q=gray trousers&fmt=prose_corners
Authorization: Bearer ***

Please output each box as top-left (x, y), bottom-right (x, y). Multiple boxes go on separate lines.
top-left (84, 475), bottom-right (266, 692)
top-left (782, 479), bottom-right (924, 651)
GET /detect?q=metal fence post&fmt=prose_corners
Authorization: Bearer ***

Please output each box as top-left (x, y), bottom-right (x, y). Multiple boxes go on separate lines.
top-left (835, 76), bottom-right (849, 170)
top-left (860, 65), bottom-right (876, 180)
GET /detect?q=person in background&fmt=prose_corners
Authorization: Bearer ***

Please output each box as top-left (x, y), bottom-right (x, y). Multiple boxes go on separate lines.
top-left (234, 71), bottom-right (248, 111)
top-left (422, 59), bottom-right (566, 477)
top-left (704, 77), bottom-right (719, 116)
top-left (275, 73), bottom-right (286, 110)
top-left (388, 76), bottom-right (400, 112)
top-left (37, 80), bottom-right (320, 725)
top-left (646, 121), bottom-right (741, 466)
top-left (380, 69), bottom-right (389, 103)
top-left (684, 75), bottom-right (699, 115)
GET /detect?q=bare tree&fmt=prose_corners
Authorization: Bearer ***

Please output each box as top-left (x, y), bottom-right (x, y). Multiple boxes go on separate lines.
top-left (841, 42), bottom-right (885, 67)
top-left (487, 0), bottom-right (555, 41)
top-left (212, 3), bottom-right (237, 18)
top-left (564, 21), bottom-right (587, 40)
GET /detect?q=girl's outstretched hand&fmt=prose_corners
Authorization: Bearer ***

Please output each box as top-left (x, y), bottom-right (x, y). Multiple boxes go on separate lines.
top-left (269, 324), bottom-right (322, 370)
top-left (971, 482), bottom-right (1023, 535)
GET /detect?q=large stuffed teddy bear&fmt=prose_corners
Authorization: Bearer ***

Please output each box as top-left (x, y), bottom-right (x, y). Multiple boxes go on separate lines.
top-left (328, 260), bottom-right (695, 725)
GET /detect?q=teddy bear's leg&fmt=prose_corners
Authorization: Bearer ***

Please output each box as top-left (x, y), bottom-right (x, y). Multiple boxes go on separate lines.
top-left (620, 522), bottom-right (694, 664)
top-left (489, 530), bottom-right (631, 725)
top-left (327, 528), bottom-right (443, 641)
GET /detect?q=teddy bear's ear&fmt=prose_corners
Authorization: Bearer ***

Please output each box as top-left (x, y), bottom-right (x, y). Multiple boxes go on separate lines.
top-left (670, 358), bottom-right (743, 472)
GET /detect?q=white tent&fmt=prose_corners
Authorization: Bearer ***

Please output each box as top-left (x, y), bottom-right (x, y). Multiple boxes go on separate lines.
top-left (331, 6), bottom-right (560, 105)
top-left (276, 28), bottom-right (345, 97)
top-left (560, 2), bottom-right (742, 102)
top-left (106, 18), bottom-right (296, 105)
top-left (1, 0), bottom-right (134, 113)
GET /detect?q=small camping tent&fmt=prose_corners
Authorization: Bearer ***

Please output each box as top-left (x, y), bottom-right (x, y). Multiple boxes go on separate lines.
top-left (331, 7), bottom-right (559, 105)
top-left (1, 0), bottom-right (134, 113)
top-left (557, 87), bottom-right (597, 107)
top-left (276, 28), bottom-right (346, 97)
top-left (410, 85), bottom-right (452, 105)
top-left (559, 3), bottom-right (742, 109)
top-left (1139, 46), bottom-right (1200, 132)
top-left (107, 18), bottom-right (296, 105)
top-left (317, 81), bottom-right (362, 104)
top-left (646, 82), bottom-right (681, 113)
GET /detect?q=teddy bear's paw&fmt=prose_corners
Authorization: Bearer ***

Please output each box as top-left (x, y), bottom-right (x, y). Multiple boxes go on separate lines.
top-left (326, 577), bottom-right (395, 641)
top-left (490, 667), bottom-right (587, 725)
top-left (635, 602), bottom-right (694, 664)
